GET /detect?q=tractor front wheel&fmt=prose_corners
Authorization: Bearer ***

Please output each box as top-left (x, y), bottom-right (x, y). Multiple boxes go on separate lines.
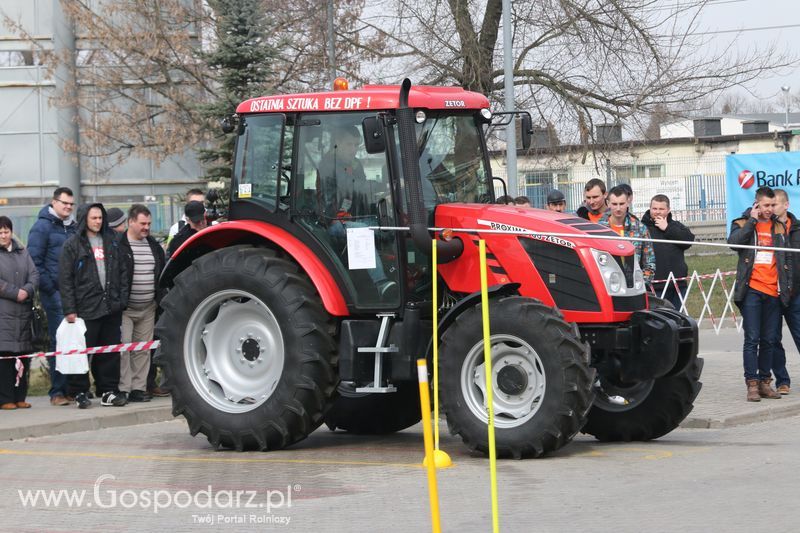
top-left (440, 296), bottom-right (594, 459)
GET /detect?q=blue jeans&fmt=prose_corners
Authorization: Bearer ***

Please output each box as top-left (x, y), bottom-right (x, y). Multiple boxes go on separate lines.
top-left (770, 294), bottom-right (800, 387)
top-left (41, 291), bottom-right (68, 398)
top-left (739, 288), bottom-right (782, 381)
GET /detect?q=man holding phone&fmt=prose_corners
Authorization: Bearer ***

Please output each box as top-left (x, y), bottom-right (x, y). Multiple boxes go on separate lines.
top-left (728, 186), bottom-right (791, 402)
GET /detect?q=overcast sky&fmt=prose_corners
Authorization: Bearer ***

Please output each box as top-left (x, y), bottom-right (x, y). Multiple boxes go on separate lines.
top-left (694, 0), bottom-right (800, 101)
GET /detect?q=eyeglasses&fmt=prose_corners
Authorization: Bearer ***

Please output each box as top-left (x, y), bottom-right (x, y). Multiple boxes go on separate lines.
top-left (55, 199), bottom-right (75, 207)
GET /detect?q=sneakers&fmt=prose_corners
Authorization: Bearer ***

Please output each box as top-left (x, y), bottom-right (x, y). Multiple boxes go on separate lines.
top-left (101, 391), bottom-right (127, 407)
top-left (50, 395), bottom-right (70, 406)
top-left (75, 393), bottom-right (92, 409)
top-left (128, 390), bottom-right (151, 403)
top-left (777, 384), bottom-right (791, 395)
top-left (376, 280), bottom-right (398, 300)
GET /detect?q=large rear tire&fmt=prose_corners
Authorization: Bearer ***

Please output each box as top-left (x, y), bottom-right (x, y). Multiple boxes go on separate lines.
top-left (155, 246), bottom-right (337, 451)
top-left (324, 382), bottom-right (422, 434)
top-left (440, 296), bottom-right (594, 459)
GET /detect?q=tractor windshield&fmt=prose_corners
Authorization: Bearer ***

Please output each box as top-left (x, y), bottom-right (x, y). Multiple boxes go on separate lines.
top-left (416, 113), bottom-right (492, 208)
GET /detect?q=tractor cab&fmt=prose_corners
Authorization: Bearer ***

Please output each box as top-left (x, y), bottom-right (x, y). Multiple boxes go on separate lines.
top-left (226, 84), bottom-right (495, 312)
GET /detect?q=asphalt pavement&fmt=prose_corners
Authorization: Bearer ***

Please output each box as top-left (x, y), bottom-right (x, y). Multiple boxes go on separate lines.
top-left (1, 327), bottom-right (798, 442)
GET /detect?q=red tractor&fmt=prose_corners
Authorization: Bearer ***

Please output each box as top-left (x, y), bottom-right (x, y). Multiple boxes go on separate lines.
top-left (156, 80), bottom-right (702, 458)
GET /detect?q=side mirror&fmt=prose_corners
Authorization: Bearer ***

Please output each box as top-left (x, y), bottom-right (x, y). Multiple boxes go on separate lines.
top-left (520, 113), bottom-right (533, 150)
top-left (362, 116), bottom-right (386, 154)
top-left (220, 115), bottom-right (235, 134)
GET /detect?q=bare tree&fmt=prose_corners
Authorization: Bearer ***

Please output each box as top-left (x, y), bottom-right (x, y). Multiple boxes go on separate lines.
top-left (352, 0), bottom-right (796, 145)
top-left (3, 0), bottom-right (367, 173)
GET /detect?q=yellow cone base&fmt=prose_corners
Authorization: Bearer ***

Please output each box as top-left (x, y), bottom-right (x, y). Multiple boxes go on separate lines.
top-left (423, 449), bottom-right (453, 469)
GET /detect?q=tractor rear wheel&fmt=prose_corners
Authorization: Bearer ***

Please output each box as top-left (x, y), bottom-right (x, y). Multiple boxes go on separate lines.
top-left (155, 246), bottom-right (337, 451)
top-left (324, 382), bottom-right (422, 434)
top-left (440, 296), bottom-right (594, 459)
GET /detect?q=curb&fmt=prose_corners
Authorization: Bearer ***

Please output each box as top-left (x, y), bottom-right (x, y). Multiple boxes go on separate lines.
top-left (0, 399), bottom-right (175, 442)
top-left (681, 399), bottom-right (800, 429)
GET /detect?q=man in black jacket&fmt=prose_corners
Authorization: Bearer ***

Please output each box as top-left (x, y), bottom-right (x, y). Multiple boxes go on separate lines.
top-left (728, 186), bottom-right (790, 402)
top-left (59, 203), bottom-right (129, 409)
top-left (642, 194), bottom-right (695, 309)
top-left (118, 204), bottom-right (166, 404)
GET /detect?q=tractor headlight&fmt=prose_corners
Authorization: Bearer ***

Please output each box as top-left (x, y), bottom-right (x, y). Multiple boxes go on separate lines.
top-left (606, 271), bottom-right (623, 293)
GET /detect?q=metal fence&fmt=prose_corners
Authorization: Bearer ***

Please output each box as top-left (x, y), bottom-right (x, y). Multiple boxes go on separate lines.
top-left (493, 154), bottom-right (729, 222)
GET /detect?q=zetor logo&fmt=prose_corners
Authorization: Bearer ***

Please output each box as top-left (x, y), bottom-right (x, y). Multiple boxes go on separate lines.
top-left (738, 170), bottom-right (754, 189)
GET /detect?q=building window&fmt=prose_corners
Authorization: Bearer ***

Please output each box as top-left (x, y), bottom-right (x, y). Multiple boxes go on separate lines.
top-left (614, 164), bottom-right (664, 181)
top-left (524, 170), bottom-right (568, 208)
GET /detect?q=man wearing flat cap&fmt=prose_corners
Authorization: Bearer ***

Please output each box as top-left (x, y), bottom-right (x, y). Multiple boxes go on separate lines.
top-left (166, 201), bottom-right (207, 259)
top-left (546, 190), bottom-right (566, 212)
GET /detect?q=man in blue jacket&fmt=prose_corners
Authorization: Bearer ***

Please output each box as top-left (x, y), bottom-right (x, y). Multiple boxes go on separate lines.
top-left (27, 187), bottom-right (76, 406)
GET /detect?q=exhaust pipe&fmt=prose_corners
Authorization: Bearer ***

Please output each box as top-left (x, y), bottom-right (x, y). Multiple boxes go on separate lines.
top-left (396, 79), bottom-right (463, 263)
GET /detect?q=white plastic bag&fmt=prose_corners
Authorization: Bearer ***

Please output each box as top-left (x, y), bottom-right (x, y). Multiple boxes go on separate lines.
top-left (55, 318), bottom-right (89, 375)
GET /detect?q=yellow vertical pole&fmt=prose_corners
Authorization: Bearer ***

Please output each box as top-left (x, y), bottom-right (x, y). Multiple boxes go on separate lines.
top-left (479, 240), bottom-right (500, 533)
top-left (427, 239), bottom-right (452, 469)
top-left (417, 359), bottom-right (442, 533)
top-left (432, 240), bottom-right (440, 449)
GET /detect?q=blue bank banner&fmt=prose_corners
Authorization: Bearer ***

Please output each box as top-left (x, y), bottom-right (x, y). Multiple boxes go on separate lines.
top-left (725, 152), bottom-right (800, 228)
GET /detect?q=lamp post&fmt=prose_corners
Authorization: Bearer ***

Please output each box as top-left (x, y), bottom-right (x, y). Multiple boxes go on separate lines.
top-left (781, 85), bottom-right (790, 129)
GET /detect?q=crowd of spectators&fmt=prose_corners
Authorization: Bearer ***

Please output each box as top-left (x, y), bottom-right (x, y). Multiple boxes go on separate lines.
top-left (0, 187), bottom-right (206, 409)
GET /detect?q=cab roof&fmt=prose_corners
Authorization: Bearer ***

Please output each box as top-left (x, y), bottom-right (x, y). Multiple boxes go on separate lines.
top-left (236, 85), bottom-right (490, 114)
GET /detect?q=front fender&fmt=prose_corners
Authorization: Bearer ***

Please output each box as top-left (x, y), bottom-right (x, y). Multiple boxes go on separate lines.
top-left (425, 282), bottom-right (521, 359)
top-left (160, 221), bottom-right (349, 316)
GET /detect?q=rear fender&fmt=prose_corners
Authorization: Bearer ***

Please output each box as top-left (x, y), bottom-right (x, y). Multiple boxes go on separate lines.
top-left (161, 221), bottom-right (349, 316)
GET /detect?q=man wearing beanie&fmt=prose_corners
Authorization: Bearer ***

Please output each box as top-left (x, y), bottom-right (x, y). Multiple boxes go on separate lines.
top-left (106, 208), bottom-right (127, 234)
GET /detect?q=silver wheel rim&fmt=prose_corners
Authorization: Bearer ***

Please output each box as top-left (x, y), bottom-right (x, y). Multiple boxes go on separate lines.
top-left (184, 289), bottom-right (284, 413)
top-left (592, 378), bottom-right (654, 412)
top-left (460, 334), bottom-right (546, 428)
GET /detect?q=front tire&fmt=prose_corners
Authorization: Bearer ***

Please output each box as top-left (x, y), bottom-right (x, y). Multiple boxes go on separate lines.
top-left (581, 352), bottom-right (703, 441)
top-left (582, 299), bottom-right (703, 442)
top-left (155, 246), bottom-right (337, 451)
top-left (440, 296), bottom-right (594, 459)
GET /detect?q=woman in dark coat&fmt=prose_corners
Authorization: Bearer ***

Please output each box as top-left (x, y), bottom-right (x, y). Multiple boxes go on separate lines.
top-left (0, 216), bottom-right (39, 409)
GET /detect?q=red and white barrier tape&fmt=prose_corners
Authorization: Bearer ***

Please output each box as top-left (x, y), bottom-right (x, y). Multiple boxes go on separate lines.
top-left (0, 340), bottom-right (160, 361)
top-left (651, 270), bottom-right (737, 284)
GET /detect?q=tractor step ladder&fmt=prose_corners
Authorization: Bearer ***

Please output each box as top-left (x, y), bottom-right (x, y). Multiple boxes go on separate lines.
top-left (356, 313), bottom-right (398, 393)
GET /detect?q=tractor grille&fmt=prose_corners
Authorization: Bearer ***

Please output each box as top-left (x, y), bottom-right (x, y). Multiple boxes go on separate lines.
top-left (612, 294), bottom-right (647, 311)
top-left (519, 238), bottom-right (600, 311)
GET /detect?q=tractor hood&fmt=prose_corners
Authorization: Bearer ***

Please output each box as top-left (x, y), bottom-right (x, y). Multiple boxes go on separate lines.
top-left (435, 203), bottom-right (636, 256)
